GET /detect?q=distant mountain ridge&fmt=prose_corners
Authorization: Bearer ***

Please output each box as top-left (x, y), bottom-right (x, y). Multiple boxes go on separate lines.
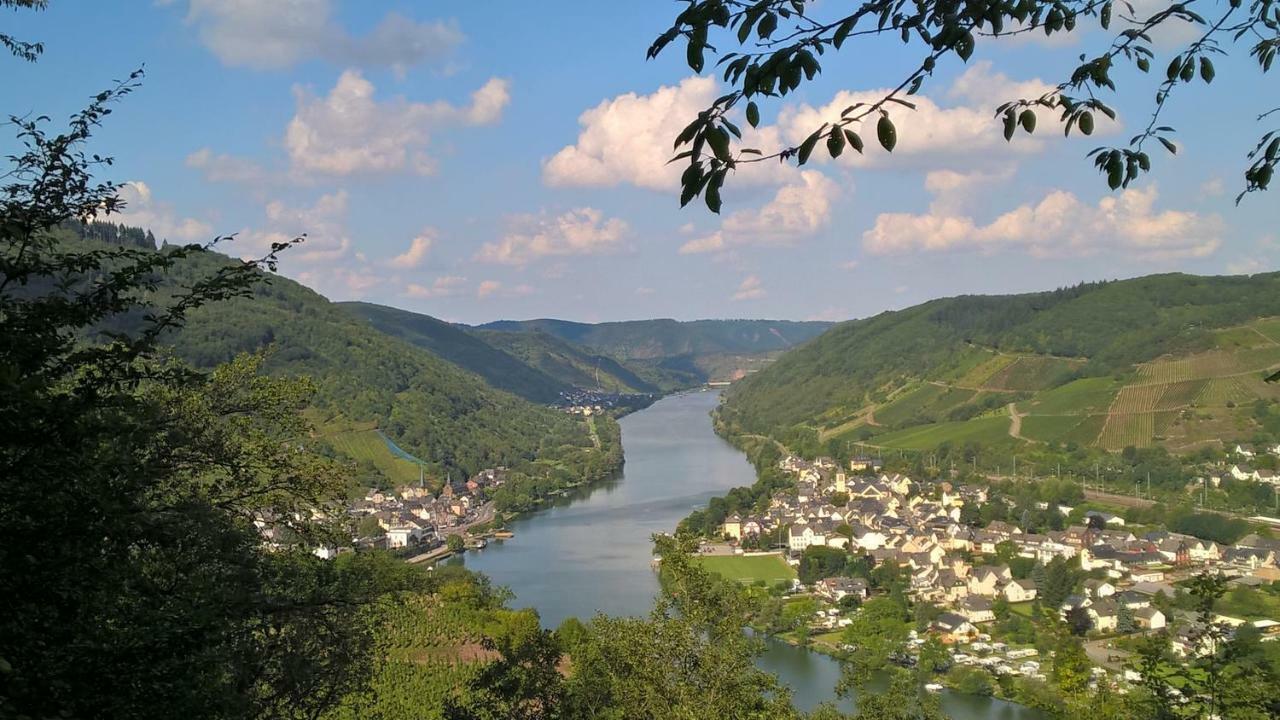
top-left (476, 317), bottom-right (833, 359)
top-left (719, 273), bottom-right (1280, 455)
top-left (476, 317), bottom-right (833, 386)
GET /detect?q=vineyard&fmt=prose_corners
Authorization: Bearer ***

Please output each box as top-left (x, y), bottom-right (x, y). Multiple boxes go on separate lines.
top-left (321, 421), bottom-right (425, 487)
top-left (1099, 411), bottom-right (1157, 451)
top-left (327, 578), bottom-right (520, 719)
top-left (983, 356), bottom-right (1083, 392)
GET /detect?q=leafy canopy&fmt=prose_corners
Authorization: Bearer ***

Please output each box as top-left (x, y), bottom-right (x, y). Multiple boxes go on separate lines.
top-left (649, 0), bottom-right (1280, 209)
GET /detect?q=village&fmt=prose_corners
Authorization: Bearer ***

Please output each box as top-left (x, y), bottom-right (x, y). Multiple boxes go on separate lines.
top-left (704, 452), bottom-right (1280, 691)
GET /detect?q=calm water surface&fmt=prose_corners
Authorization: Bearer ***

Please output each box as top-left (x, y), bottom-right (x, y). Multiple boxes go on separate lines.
top-left (459, 390), bottom-right (1044, 718)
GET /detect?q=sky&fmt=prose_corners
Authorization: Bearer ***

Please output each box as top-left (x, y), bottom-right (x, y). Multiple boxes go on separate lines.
top-left (4, 1), bottom-right (1277, 324)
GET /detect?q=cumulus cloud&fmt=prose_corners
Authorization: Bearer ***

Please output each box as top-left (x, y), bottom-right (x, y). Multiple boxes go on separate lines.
top-left (391, 230), bottom-right (435, 269)
top-left (405, 275), bottom-right (467, 298)
top-left (285, 70), bottom-right (509, 176)
top-left (544, 77), bottom-right (719, 190)
top-left (680, 171), bottom-right (840, 254)
top-left (731, 275), bottom-right (766, 301)
top-left (863, 184), bottom-right (1221, 260)
top-left (474, 281), bottom-right (535, 300)
top-left (184, 0), bottom-right (463, 71)
top-left (185, 148), bottom-right (269, 185)
top-left (476, 208), bottom-right (629, 265)
top-left (231, 190), bottom-right (353, 268)
top-left (111, 181), bottom-right (213, 242)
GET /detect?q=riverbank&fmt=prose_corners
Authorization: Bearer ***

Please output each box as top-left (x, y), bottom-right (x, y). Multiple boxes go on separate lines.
top-left (451, 391), bottom-right (1046, 718)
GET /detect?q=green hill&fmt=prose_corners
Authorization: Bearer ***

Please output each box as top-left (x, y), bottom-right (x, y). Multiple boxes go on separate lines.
top-left (719, 273), bottom-right (1280, 454)
top-left (472, 329), bottom-right (659, 394)
top-left (68, 224), bottom-right (611, 487)
top-left (339, 301), bottom-right (570, 403)
top-left (476, 317), bottom-right (833, 385)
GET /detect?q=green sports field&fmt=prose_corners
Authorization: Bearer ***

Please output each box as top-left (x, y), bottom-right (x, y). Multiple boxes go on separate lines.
top-left (695, 554), bottom-right (796, 584)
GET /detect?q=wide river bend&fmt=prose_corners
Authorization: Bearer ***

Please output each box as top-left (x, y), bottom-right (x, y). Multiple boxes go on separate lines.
top-left (458, 390), bottom-right (1043, 718)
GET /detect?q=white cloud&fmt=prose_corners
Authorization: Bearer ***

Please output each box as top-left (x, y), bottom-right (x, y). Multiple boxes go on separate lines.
top-left (840, 260), bottom-right (859, 271)
top-left (731, 275), bottom-right (766, 301)
top-left (923, 167), bottom-right (1017, 213)
top-left (947, 61), bottom-right (1055, 108)
top-left (111, 181), bottom-right (213, 242)
top-left (285, 70), bottom-right (509, 177)
top-left (1200, 177), bottom-right (1225, 197)
top-left (680, 171), bottom-right (840, 254)
top-left (635, 286), bottom-right (656, 296)
top-left (232, 190), bottom-right (353, 267)
top-left (476, 208), bottom-right (629, 265)
top-left (1227, 258), bottom-right (1265, 274)
top-left (184, 0), bottom-right (463, 71)
top-left (391, 230), bottom-right (435, 269)
top-left (474, 280), bottom-right (535, 300)
top-left (295, 266), bottom-right (381, 298)
top-left (544, 77), bottom-right (719, 190)
top-left (405, 275), bottom-right (467, 298)
top-left (863, 184), bottom-right (1222, 260)
top-left (186, 148), bottom-right (268, 185)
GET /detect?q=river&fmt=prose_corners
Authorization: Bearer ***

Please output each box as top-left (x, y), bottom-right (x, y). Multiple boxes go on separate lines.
top-left (458, 390), bottom-right (1043, 718)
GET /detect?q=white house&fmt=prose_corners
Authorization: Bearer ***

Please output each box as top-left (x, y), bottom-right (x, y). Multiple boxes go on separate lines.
top-left (1002, 578), bottom-right (1038, 603)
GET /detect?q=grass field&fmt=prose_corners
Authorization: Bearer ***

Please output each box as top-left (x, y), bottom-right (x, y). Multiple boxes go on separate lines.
top-left (320, 420), bottom-right (424, 487)
top-left (956, 354), bottom-right (1017, 389)
top-left (1020, 376), bottom-right (1119, 415)
top-left (695, 554), bottom-right (796, 584)
top-left (984, 356), bottom-right (1082, 392)
top-left (874, 415), bottom-right (1012, 450)
top-left (875, 384), bottom-right (978, 426)
top-left (1020, 414), bottom-right (1091, 443)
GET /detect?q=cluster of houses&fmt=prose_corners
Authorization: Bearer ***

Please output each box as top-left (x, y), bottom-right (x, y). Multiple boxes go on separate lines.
top-left (345, 468), bottom-right (508, 549)
top-left (719, 455), bottom-right (1280, 648)
top-left (1217, 444), bottom-right (1280, 486)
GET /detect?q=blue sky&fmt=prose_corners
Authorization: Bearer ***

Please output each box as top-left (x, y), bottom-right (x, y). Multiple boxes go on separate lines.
top-left (5, 1), bottom-right (1276, 323)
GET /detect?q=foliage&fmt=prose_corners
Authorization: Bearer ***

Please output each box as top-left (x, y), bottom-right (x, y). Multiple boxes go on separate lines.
top-left (471, 326), bottom-right (660, 395)
top-left (797, 545), bottom-right (849, 583)
top-left (650, 0), bottom-right (1280, 206)
top-left (720, 274), bottom-right (1280, 447)
top-left (341, 301), bottom-right (576, 403)
top-left (0, 72), bottom-right (418, 720)
top-left (838, 597), bottom-right (910, 688)
top-left (946, 665), bottom-right (995, 696)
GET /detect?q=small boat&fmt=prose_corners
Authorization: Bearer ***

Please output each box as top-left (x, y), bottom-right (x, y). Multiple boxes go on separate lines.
top-left (924, 683), bottom-right (944, 693)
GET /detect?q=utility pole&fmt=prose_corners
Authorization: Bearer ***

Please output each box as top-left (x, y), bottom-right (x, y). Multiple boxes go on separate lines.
top-left (1146, 471), bottom-right (1151, 499)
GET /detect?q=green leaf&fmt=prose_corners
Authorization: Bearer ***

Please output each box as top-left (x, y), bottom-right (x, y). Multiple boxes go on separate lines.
top-left (1079, 112), bottom-right (1094, 136)
top-left (705, 172), bottom-right (723, 213)
top-left (1199, 57), bottom-right (1215, 83)
top-left (877, 115), bottom-right (897, 152)
top-left (1101, 2), bottom-right (1112, 28)
top-left (827, 129), bottom-right (845, 158)
top-left (1019, 110), bottom-right (1037, 134)
top-left (844, 129), bottom-right (864, 154)
top-left (758, 12), bottom-right (778, 39)
top-left (707, 128), bottom-right (733, 163)
top-left (797, 132), bottom-right (820, 165)
top-left (833, 17), bottom-right (856, 49)
top-left (1159, 137), bottom-right (1177, 154)
top-left (746, 101), bottom-right (760, 128)
top-left (1137, 57), bottom-right (1150, 73)
top-left (1167, 55), bottom-right (1182, 81)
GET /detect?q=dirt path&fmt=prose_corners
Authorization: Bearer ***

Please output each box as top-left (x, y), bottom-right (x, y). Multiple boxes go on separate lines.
top-left (1007, 402), bottom-right (1035, 443)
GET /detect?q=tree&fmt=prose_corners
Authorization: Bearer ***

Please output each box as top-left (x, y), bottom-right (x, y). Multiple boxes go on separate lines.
top-left (946, 665), bottom-right (994, 696)
top-left (0, 73), bottom-right (416, 719)
top-left (1051, 634), bottom-right (1093, 698)
top-left (838, 596), bottom-right (910, 688)
top-left (916, 635), bottom-right (950, 676)
top-left (650, 0), bottom-right (1280, 212)
top-left (850, 670), bottom-right (946, 720)
top-left (447, 533), bottom-right (466, 553)
top-left (1116, 602), bottom-right (1137, 634)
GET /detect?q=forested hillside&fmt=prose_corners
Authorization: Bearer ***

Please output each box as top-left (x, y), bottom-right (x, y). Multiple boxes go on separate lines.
top-left (472, 328), bottom-right (659, 394)
top-left (66, 224), bottom-right (605, 484)
top-left (339, 301), bottom-right (570, 403)
top-left (477, 317), bottom-right (832, 384)
top-left (720, 273), bottom-right (1280, 454)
